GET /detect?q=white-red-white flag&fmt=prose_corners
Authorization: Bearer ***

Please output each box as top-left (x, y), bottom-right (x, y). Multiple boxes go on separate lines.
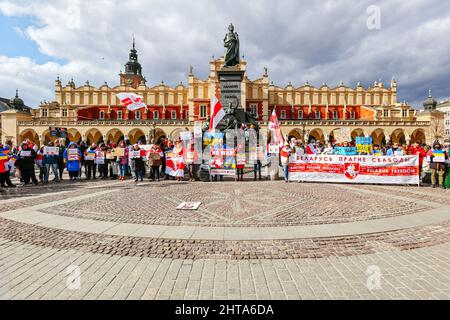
top-left (209, 84), bottom-right (225, 131)
top-left (268, 108), bottom-right (285, 146)
top-left (116, 93), bottom-right (147, 111)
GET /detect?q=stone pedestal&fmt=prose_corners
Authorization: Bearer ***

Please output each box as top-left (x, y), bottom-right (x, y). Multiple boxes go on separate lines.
top-left (217, 68), bottom-right (245, 111)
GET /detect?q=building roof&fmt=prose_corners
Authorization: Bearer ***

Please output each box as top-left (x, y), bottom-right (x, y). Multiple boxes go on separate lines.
top-left (0, 90), bottom-right (31, 113)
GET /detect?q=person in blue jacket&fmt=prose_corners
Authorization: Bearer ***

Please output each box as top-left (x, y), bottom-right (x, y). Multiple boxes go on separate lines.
top-left (42, 141), bottom-right (60, 183)
top-left (63, 142), bottom-right (82, 181)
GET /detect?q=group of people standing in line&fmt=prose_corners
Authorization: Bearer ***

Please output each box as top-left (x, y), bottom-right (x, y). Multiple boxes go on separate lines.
top-left (278, 138), bottom-right (450, 188)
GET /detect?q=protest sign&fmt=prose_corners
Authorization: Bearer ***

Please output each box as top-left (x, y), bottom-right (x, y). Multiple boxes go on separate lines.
top-left (433, 150), bottom-right (446, 163)
top-left (19, 151), bottom-right (31, 157)
top-left (334, 147), bottom-right (357, 156)
top-left (180, 131), bottom-right (192, 141)
top-left (333, 128), bottom-right (351, 143)
top-left (95, 151), bottom-right (105, 164)
top-left (268, 144), bottom-right (280, 154)
top-left (176, 202), bottom-right (202, 210)
top-left (289, 154), bottom-right (419, 185)
top-left (67, 148), bottom-right (79, 161)
top-left (85, 151), bottom-right (96, 161)
top-left (111, 148), bottom-right (125, 157)
top-left (355, 137), bottom-right (373, 154)
top-left (43, 146), bottom-right (59, 156)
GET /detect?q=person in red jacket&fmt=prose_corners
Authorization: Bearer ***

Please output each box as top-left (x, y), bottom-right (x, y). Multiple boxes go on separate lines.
top-left (409, 141), bottom-right (427, 169)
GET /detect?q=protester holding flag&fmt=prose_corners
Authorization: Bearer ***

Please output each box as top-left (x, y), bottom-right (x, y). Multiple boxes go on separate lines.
top-left (268, 108), bottom-right (284, 147)
top-left (63, 142), bottom-right (82, 181)
top-left (209, 83), bottom-right (225, 132)
top-left (42, 141), bottom-right (60, 183)
top-left (427, 142), bottom-right (448, 188)
top-left (16, 142), bottom-right (38, 186)
top-left (166, 139), bottom-right (185, 181)
top-left (96, 143), bottom-right (108, 179)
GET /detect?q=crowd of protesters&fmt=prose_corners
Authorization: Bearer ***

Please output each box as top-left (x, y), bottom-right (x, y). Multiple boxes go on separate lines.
top-left (279, 138), bottom-right (450, 188)
top-left (1, 133), bottom-right (450, 192)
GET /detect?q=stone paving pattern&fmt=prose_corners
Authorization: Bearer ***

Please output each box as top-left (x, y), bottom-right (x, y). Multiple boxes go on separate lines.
top-left (1, 178), bottom-right (450, 299)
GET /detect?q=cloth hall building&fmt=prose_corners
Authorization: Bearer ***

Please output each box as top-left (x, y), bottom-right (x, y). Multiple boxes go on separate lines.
top-left (0, 41), bottom-right (443, 146)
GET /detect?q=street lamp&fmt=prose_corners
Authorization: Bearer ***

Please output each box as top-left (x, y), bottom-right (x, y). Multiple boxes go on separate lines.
top-left (152, 121), bottom-right (157, 144)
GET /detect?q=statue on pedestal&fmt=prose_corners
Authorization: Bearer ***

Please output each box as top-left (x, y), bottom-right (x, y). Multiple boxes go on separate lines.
top-left (223, 23), bottom-right (240, 67)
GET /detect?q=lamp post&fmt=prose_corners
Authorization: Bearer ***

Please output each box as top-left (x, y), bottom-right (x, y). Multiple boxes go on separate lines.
top-left (152, 121), bottom-right (157, 145)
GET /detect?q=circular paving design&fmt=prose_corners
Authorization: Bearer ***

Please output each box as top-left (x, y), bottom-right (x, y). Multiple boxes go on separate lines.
top-left (40, 182), bottom-right (432, 227)
top-left (1, 180), bottom-right (449, 259)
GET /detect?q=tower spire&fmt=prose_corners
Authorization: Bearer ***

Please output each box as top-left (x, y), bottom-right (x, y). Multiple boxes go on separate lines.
top-left (15, 89), bottom-right (18, 98)
top-left (132, 33), bottom-right (135, 50)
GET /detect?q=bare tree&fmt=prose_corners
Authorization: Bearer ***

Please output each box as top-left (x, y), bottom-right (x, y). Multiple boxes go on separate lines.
top-left (428, 116), bottom-right (445, 144)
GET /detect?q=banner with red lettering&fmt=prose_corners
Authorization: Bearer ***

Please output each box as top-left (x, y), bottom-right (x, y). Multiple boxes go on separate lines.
top-left (289, 155), bottom-right (419, 184)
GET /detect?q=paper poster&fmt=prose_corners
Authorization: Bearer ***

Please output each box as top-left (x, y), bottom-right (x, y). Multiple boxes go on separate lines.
top-left (268, 144), bottom-right (280, 154)
top-left (67, 148), bottom-right (79, 161)
top-left (139, 145), bottom-right (152, 151)
top-left (111, 148), bottom-right (125, 157)
top-left (194, 126), bottom-right (203, 138)
top-left (95, 151), bottom-right (105, 164)
top-left (433, 150), bottom-right (445, 163)
top-left (237, 153), bottom-right (247, 166)
top-left (355, 137), bottom-right (373, 154)
top-left (185, 151), bottom-right (195, 164)
top-left (334, 147), bottom-right (357, 156)
top-left (43, 146), bottom-right (59, 156)
top-left (180, 131), bottom-right (192, 141)
top-left (20, 151), bottom-right (31, 157)
top-left (176, 202), bottom-right (201, 210)
top-left (129, 150), bottom-right (141, 159)
top-left (333, 128), bottom-right (351, 144)
top-left (85, 151), bottom-right (96, 161)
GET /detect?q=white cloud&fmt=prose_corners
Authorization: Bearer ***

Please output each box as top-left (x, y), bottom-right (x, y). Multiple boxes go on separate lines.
top-left (1, 0), bottom-right (450, 108)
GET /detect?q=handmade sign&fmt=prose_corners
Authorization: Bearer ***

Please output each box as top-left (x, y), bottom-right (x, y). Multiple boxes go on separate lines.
top-left (355, 137), bottom-right (373, 154)
top-left (237, 153), bottom-right (247, 166)
top-left (85, 151), bottom-right (96, 161)
top-left (19, 151), bottom-right (31, 157)
top-left (105, 152), bottom-right (115, 160)
top-left (433, 150), bottom-right (446, 163)
top-left (203, 132), bottom-right (223, 146)
top-left (333, 128), bottom-right (351, 143)
top-left (176, 202), bottom-right (202, 210)
top-left (95, 151), bottom-right (105, 164)
top-left (194, 126), bottom-right (203, 138)
top-left (185, 151), bottom-right (195, 164)
top-left (111, 148), bottom-right (125, 157)
top-left (43, 146), bottom-right (59, 156)
top-left (67, 148), bottom-right (79, 161)
top-left (268, 144), bottom-right (280, 154)
top-left (129, 150), bottom-right (141, 159)
top-left (334, 147), bottom-right (357, 156)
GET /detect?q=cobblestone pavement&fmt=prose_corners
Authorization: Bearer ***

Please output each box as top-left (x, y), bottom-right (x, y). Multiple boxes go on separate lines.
top-left (1, 178), bottom-right (450, 299)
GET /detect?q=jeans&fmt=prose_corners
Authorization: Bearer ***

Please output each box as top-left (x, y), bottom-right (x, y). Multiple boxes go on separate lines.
top-left (44, 163), bottom-right (59, 182)
top-left (119, 164), bottom-right (127, 177)
top-left (135, 169), bottom-right (143, 180)
top-left (283, 164), bottom-right (289, 181)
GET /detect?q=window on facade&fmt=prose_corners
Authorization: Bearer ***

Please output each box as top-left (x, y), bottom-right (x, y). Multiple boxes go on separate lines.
top-left (42, 109), bottom-right (48, 117)
top-left (333, 111), bottom-right (339, 119)
top-left (99, 111), bottom-right (105, 120)
top-left (62, 109), bottom-right (68, 117)
top-left (280, 110), bottom-right (287, 119)
top-left (315, 111), bottom-right (321, 119)
top-left (117, 111), bottom-right (123, 120)
top-left (402, 110), bottom-right (408, 118)
top-left (446, 129), bottom-right (450, 135)
top-left (350, 111), bottom-right (356, 119)
top-left (249, 104), bottom-right (257, 116)
top-left (384, 110), bottom-right (389, 117)
top-left (298, 110), bottom-right (303, 119)
top-left (153, 110), bottom-right (159, 119)
top-left (171, 110), bottom-right (177, 119)
top-left (184, 110), bottom-right (189, 119)
top-left (135, 110), bottom-right (141, 120)
top-left (200, 105), bottom-right (207, 118)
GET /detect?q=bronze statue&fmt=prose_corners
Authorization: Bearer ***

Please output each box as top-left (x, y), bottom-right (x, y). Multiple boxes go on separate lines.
top-left (223, 23), bottom-right (240, 67)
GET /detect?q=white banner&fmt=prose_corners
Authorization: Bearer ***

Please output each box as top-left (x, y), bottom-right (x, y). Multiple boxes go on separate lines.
top-left (288, 154), bottom-right (419, 185)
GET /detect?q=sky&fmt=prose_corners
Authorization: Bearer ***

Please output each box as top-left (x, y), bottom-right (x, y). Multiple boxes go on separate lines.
top-left (0, 0), bottom-right (449, 109)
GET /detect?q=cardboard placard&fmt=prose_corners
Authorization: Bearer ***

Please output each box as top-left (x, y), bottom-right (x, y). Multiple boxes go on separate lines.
top-left (67, 148), bottom-right (79, 161)
top-left (111, 148), bottom-right (125, 157)
top-left (43, 146), bottom-right (59, 156)
top-left (20, 151), bottom-right (31, 157)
